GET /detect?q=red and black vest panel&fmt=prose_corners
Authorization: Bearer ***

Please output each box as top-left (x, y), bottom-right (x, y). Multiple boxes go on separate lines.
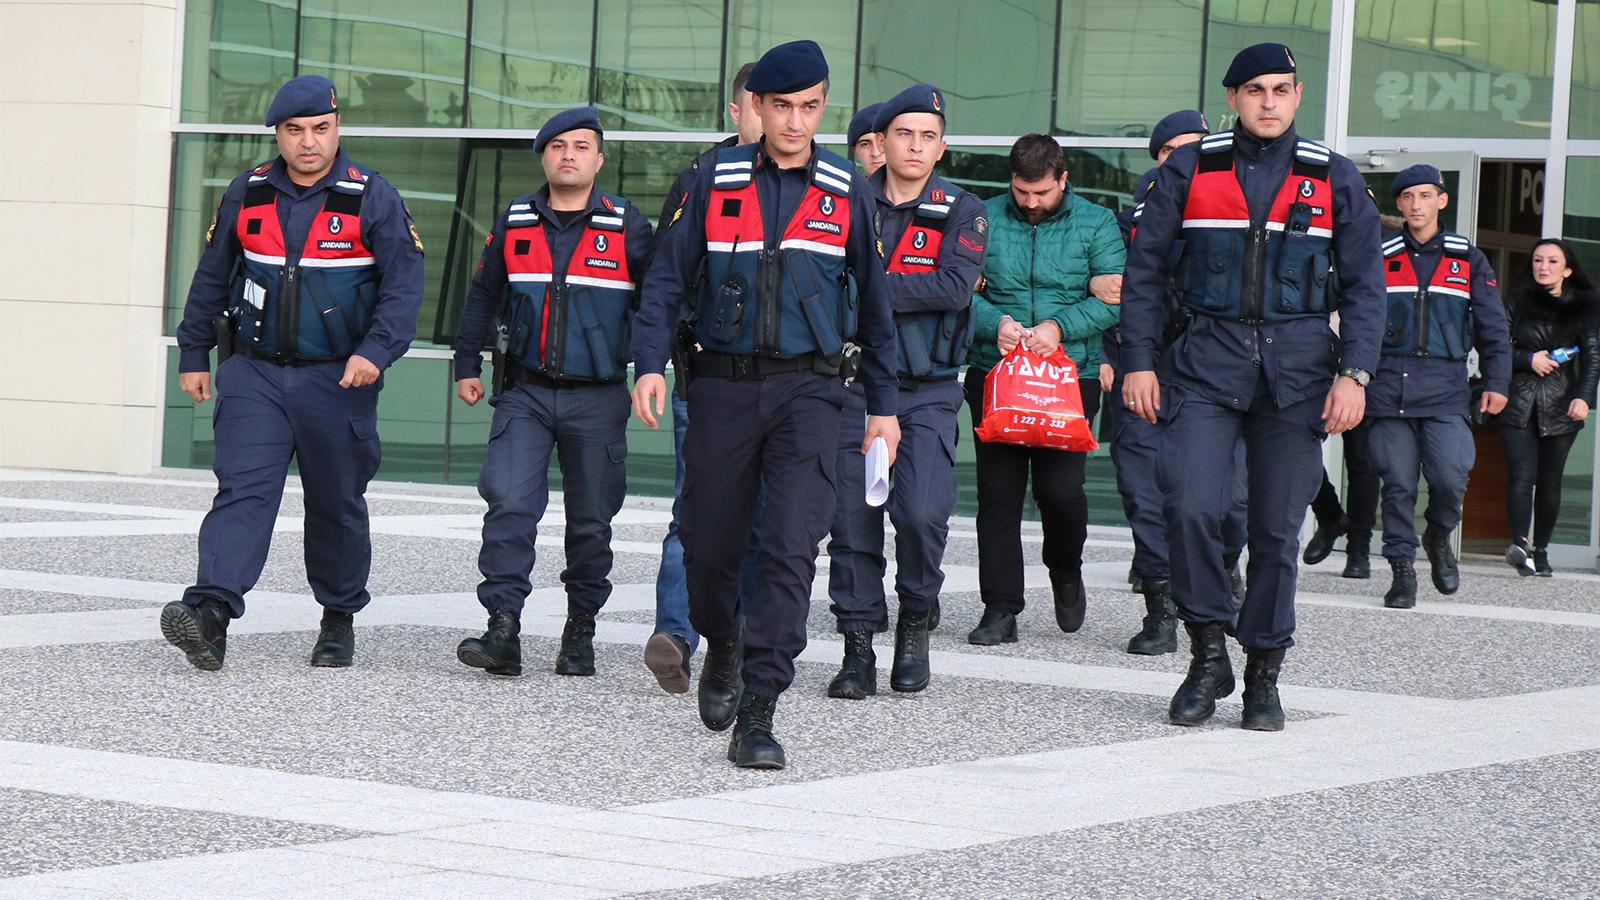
top-left (500, 193), bottom-right (634, 383)
top-left (1380, 231), bottom-right (1474, 360)
top-left (699, 143), bottom-right (856, 360)
top-left (231, 160), bottom-right (378, 360)
top-left (884, 177), bottom-right (974, 378)
top-left (1177, 132), bottom-right (1336, 323)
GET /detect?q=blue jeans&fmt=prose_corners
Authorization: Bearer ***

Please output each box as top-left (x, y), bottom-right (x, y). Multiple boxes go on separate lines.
top-left (654, 395), bottom-right (763, 653)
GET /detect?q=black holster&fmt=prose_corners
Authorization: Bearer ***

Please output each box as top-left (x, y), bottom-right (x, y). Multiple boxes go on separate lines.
top-left (213, 311), bottom-right (235, 364)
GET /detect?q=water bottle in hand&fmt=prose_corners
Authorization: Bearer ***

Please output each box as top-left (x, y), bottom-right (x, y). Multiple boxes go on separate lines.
top-left (1551, 345), bottom-right (1580, 364)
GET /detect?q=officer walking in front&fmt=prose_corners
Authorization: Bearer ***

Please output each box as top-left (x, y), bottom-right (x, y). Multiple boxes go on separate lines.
top-left (847, 102), bottom-right (886, 176)
top-left (631, 40), bottom-right (901, 770)
top-left (452, 107), bottom-right (655, 678)
top-left (1121, 44), bottom-right (1385, 731)
top-left (163, 75), bottom-right (424, 670)
top-left (1367, 164), bottom-right (1510, 608)
top-left (825, 83), bottom-right (987, 699)
top-left (644, 61), bottom-right (763, 695)
top-left (1102, 109), bottom-right (1250, 655)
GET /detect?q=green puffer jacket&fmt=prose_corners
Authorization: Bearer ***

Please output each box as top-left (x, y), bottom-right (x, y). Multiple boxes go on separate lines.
top-left (969, 185), bottom-right (1125, 373)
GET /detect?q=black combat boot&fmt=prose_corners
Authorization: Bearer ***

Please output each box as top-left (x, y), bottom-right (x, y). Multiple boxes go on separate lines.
top-left (827, 630), bottom-right (877, 699)
top-left (1302, 516), bottom-right (1346, 565)
top-left (1384, 558), bottom-right (1417, 609)
top-left (1421, 528), bottom-right (1459, 595)
top-left (727, 693), bottom-right (785, 770)
top-left (1223, 553), bottom-right (1245, 606)
top-left (643, 632), bottom-right (691, 694)
top-left (1240, 648), bottom-right (1286, 731)
top-left (457, 610), bottom-right (522, 676)
top-left (1168, 622), bottom-right (1235, 726)
top-left (967, 607), bottom-right (1018, 645)
top-left (310, 609), bottom-right (355, 667)
top-left (890, 610), bottom-right (931, 693)
top-left (1342, 540), bottom-right (1371, 579)
top-left (697, 635), bottom-right (743, 731)
top-left (1533, 547), bottom-right (1554, 577)
top-left (1052, 573), bottom-right (1087, 633)
top-left (1126, 580), bottom-right (1177, 655)
top-left (926, 597), bottom-right (941, 632)
top-left (160, 597), bottom-right (230, 671)
top-left (554, 613), bottom-right (596, 676)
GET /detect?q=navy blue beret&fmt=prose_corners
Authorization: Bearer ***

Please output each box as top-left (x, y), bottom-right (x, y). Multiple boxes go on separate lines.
top-left (1148, 109), bottom-right (1208, 160)
top-left (873, 83), bottom-right (946, 134)
top-left (264, 75), bottom-right (339, 127)
top-left (1222, 42), bottom-right (1297, 88)
top-left (848, 103), bottom-right (885, 147)
top-left (1391, 164), bottom-right (1446, 197)
top-left (745, 40), bottom-right (829, 94)
top-left (533, 106), bottom-right (603, 154)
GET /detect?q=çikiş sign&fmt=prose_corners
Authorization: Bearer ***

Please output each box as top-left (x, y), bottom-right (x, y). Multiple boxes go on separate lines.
top-left (1374, 71), bottom-right (1532, 121)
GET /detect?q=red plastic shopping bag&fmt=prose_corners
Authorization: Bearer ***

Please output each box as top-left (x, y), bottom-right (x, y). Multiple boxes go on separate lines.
top-left (974, 345), bottom-right (1098, 451)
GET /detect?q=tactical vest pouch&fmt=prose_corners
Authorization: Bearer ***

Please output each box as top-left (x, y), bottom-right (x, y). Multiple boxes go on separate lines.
top-left (930, 306), bottom-right (974, 368)
top-left (1427, 291), bottom-right (1472, 359)
top-left (1276, 204), bottom-right (1329, 315)
top-left (708, 273), bottom-right (747, 343)
top-left (898, 314), bottom-right (936, 377)
top-left (572, 296), bottom-right (619, 382)
top-left (790, 254), bottom-right (845, 363)
top-left (505, 291), bottom-right (542, 365)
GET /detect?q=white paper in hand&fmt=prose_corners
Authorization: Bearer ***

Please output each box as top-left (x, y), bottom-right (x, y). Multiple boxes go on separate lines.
top-left (865, 436), bottom-right (891, 507)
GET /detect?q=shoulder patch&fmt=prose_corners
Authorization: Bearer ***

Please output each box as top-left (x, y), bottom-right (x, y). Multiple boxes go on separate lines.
top-left (205, 203), bottom-right (219, 245)
top-left (409, 218), bottom-right (424, 252)
top-left (974, 216), bottom-right (987, 234)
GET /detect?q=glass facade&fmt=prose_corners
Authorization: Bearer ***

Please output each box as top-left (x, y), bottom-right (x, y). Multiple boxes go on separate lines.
top-left (166, 0), bottom-right (1600, 548)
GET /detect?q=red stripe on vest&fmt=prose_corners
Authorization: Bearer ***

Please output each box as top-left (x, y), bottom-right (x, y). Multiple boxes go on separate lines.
top-left (1386, 246), bottom-right (1471, 293)
top-left (238, 195), bottom-right (287, 258)
top-left (705, 182), bottom-right (765, 247)
top-left (779, 184), bottom-right (850, 249)
top-left (302, 209), bottom-right (372, 262)
top-left (504, 220), bottom-right (632, 359)
top-left (1182, 156), bottom-right (1333, 231)
top-left (887, 222), bottom-right (942, 273)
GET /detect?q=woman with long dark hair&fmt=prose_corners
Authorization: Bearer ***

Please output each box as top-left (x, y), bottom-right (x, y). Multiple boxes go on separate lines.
top-left (1498, 238), bottom-right (1600, 575)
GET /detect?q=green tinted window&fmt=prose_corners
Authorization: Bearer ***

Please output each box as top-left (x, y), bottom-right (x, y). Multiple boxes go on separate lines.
top-left (181, 0), bottom-right (297, 124)
top-left (860, 0), bottom-right (1054, 136)
top-left (1571, 6), bottom-right (1600, 139)
top-left (1349, 0), bottom-right (1555, 139)
top-left (593, 0), bottom-right (724, 131)
top-left (725, 0), bottom-right (858, 134)
top-left (1056, 0), bottom-right (1204, 138)
top-left (468, 0), bottom-right (595, 130)
top-left (297, 0), bottom-right (468, 127)
top-left (1204, 0), bottom-right (1330, 141)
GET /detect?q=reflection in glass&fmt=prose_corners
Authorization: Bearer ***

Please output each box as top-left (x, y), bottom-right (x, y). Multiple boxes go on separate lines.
top-left (298, 0), bottom-right (468, 127)
top-left (1056, 0), bottom-right (1203, 139)
top-left (1349, 0), bottom-right (1554, 139)
top-left (725, 0), bottom-right (858, 133)
top-left (1571, 5), bottom-right (1600, 139)
top-left (468, 0), bottom-right (595, 129)
top-left (593, 0), bottom-right (724, 131)
top-left (1203, 0), bottom-right (1330, 141)
top-left (181, 0), bottom-right (297, 124)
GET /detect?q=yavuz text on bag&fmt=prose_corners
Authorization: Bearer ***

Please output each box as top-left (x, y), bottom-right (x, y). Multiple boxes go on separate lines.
top-left (975, 345), bottom-right (1098, 451)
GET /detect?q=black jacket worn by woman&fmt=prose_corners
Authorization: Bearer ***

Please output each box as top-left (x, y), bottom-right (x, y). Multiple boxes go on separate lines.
top-left (1499, 282), bottom-right (1600, 438)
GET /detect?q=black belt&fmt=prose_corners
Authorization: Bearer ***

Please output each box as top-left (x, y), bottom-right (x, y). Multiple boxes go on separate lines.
top-left (898, 374), bottom-right (953, 391)
top-left (690, 351), bottom-right (837, 380)
top-left (237, 345), bottom-right (341, 368)
top-left (505, 360), bottom-right (603, 389)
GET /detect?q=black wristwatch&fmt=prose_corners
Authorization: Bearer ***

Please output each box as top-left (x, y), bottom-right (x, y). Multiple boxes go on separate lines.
top-left (1337, 366), bottom-right (1372, 388)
